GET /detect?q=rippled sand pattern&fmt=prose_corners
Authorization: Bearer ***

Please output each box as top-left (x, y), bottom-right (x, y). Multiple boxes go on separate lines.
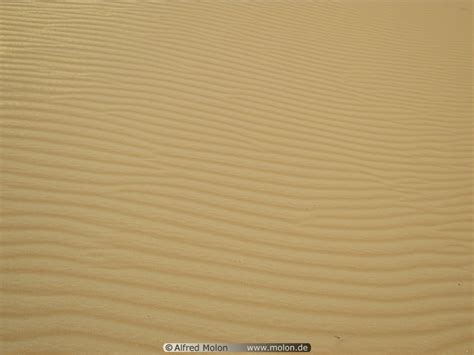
top-left (0, 0), bottom-right (472, 353)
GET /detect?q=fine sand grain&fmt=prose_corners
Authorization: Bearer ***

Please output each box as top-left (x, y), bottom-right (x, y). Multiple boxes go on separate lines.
top-left (0, 0), bottom-right (472, 353)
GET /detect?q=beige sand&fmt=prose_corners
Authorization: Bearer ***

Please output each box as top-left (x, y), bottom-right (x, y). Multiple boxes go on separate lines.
top-left (0, 0), bottom-right (472, 353)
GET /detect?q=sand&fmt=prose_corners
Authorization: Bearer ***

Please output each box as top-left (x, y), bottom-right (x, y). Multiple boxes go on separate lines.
top-left (0, 0), bottom-right (472, 353)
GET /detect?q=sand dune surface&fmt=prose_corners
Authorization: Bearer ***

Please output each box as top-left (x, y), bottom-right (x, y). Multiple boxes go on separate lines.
top-left (0, 0), bottom-right (472, 353)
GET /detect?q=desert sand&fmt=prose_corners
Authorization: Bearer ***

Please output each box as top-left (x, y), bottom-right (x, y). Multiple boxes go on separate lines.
top-left (0, 0), bottom-right (472, 353)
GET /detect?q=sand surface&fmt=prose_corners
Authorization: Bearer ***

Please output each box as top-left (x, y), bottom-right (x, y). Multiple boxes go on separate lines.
top-left (0, 0), bottom-right (472, 354)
